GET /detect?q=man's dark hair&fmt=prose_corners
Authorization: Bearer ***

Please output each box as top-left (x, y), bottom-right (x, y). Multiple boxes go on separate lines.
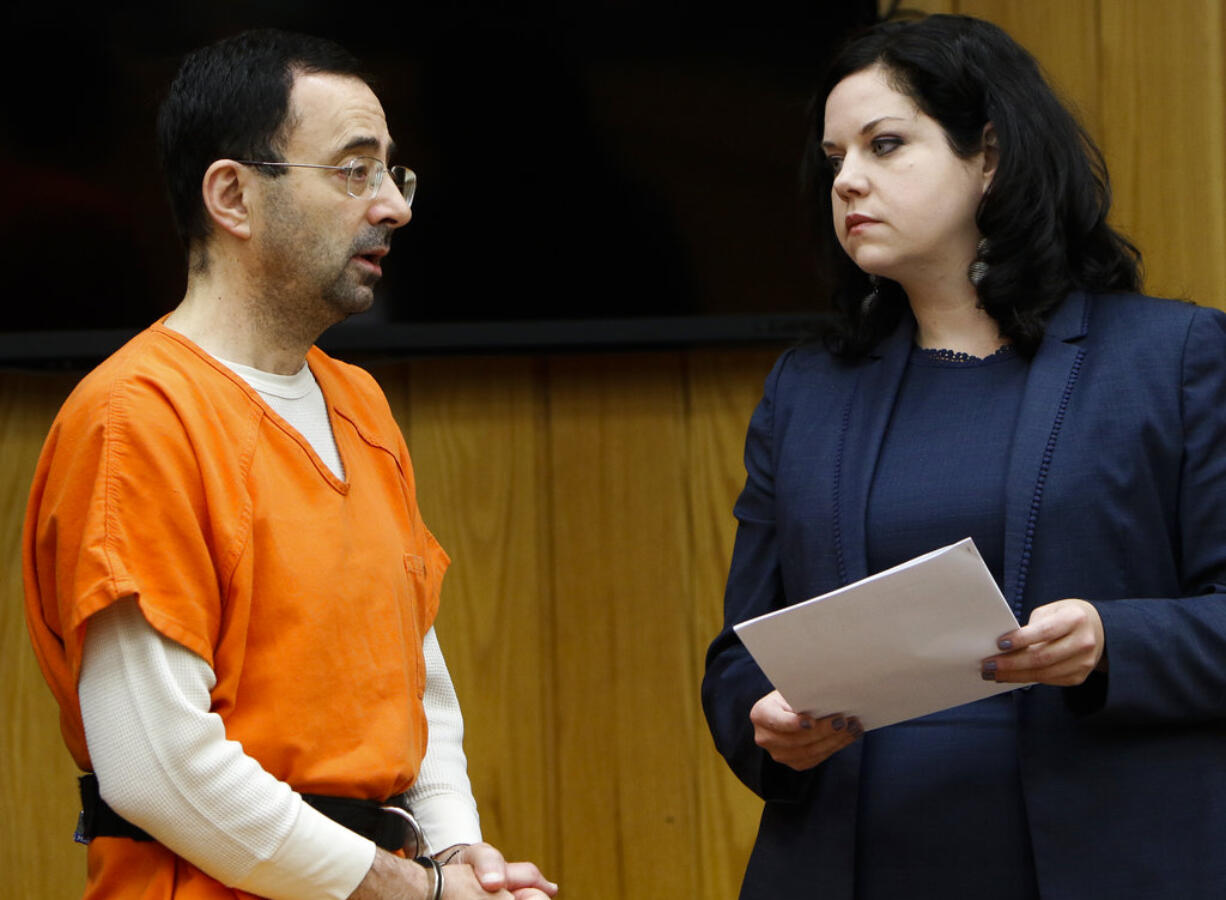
top-left (156, 29), bottom-right (368, 262)
top-left (806, 14), bottom-right (1142, 358)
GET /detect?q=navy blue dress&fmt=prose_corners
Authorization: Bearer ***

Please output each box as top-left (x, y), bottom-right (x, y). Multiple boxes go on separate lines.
top-left (855, 346), bottom-right (1038, 899)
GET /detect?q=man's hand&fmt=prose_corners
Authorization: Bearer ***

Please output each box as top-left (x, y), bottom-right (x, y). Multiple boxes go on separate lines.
top-left (349, 848), bottom-right (524, 899)
top-left (982, 598), bottom-right (1106, 686)
top-left (749, 689), bottom-right (861, 771)
top-left (438, 842), bottom-right (558, 898)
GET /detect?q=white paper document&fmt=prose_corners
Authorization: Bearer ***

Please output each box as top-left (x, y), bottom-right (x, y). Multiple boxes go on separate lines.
top-left (733, 538), bottom-right (1026, 731)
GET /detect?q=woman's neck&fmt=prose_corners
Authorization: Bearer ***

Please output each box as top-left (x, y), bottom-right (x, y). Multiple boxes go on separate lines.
top-left (903, 277), bottom-right (1007, 357)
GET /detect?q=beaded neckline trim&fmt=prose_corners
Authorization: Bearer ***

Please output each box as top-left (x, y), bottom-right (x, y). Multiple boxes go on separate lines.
top-left (914, 344), bottom-right (1017, 364)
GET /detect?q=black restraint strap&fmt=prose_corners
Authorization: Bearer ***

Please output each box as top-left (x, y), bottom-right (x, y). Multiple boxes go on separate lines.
top-left (76, 773), bottom-right (414, 852)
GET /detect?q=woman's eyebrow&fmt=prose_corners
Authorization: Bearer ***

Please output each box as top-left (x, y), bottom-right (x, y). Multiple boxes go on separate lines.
top-left (821, 116), bottom-right (907, 151)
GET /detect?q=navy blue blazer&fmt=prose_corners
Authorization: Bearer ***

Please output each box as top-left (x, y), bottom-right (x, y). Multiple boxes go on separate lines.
top-left (702, 292), bottom-right (1226, 899)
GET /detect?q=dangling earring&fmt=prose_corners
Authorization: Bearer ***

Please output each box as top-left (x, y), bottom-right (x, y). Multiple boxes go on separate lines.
top-left (968, 237), bottom-right (990, 286)
top-left (861, 274), bottom-right (880, 314)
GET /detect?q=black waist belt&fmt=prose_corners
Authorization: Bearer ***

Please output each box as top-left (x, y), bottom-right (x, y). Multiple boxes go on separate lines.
top-left (76, 773), bottom-right (418, 854)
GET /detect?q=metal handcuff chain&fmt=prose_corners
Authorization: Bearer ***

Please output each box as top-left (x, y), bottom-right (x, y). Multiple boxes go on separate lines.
top-left (380, 803), bottom-right (427, 858)
top-left (380, 805), bottom-right (444, 899)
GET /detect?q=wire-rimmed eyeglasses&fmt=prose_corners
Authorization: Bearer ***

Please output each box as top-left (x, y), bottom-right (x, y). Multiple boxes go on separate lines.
top-left (237, 156), bottom-right (416, 205)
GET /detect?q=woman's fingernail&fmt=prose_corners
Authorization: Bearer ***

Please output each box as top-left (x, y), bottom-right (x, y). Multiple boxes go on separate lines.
top-left (848, 718), bottom-right (864, 737)
top-left (981, 660), bottom-right (998, 681)
top-left (997, 637), bottom-right (1013, 650)
top-left (832, 716), bottom-right (846, 732)
top-left (799, 718), bottom-right (813, 730)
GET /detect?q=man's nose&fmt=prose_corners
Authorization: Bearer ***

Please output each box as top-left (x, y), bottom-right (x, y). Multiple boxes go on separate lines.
top-left (370, 176), bottom-right (412, 229)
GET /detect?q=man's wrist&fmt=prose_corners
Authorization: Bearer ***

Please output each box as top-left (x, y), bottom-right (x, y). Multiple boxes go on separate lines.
top-left (347, 848), bottom-right (431, 900)
top-left (412, 856), bottom-right (444, 900)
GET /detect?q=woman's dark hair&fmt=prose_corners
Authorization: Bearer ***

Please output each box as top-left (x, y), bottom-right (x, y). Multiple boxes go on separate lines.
top-left (807, 14), bottom-right (1141, 358)
top-left (156, 29), bottom-right (368, 264)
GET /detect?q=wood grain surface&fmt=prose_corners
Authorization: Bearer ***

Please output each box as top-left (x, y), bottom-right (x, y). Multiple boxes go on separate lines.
top-left (1, 372), bottom-right (87, 899)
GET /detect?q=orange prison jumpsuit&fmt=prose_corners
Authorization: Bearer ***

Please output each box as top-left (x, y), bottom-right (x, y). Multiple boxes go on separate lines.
top-left (23, 322), bottom-right (449, 899)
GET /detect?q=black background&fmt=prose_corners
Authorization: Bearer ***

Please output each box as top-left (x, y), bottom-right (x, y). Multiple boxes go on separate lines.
top-left (1, 1), bottom-right (875, 360)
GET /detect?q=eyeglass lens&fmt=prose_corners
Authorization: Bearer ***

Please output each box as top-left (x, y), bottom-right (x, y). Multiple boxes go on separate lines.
top-left (390, 167), bottom-right (416, 206)
top-left (346, 158), bottom-right (415, 205)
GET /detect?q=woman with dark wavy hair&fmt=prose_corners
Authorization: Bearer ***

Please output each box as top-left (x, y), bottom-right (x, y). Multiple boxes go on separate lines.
top-left (703, 14), bottom-right (1226, 900)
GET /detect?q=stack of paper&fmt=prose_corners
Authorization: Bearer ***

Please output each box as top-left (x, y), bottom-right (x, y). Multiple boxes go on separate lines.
top-left (733, 538), bottom-right (1027, 731)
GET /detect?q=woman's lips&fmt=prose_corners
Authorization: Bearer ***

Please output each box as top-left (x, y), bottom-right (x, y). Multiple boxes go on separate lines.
top-left (845, 214), bottom-right (879, 235)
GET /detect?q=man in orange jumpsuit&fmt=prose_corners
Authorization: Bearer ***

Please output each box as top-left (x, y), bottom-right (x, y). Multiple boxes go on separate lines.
top-left (24, 29), bottom-right (557, 900)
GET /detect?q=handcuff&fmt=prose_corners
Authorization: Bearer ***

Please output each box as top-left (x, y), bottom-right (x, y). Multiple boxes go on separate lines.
top-left (379, 803), bottom-right (427, 858)
top-left (380, 804), bottom-right (444, 899)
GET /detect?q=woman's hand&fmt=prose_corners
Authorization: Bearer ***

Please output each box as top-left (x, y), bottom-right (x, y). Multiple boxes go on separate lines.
top-left (749, 690), bottom-right (861, 771)
top-left (982, 598), bottom-right (1106, 686)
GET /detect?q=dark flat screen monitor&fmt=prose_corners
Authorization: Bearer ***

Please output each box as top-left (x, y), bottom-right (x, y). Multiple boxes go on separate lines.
top-left (1, 1), bottom-right (875, 365)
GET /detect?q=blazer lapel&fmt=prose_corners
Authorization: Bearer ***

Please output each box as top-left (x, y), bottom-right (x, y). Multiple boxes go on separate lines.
top-left (1002, 292), bottom-right (1091, 617)
top-left (834, 315), bottom-right (915, 585)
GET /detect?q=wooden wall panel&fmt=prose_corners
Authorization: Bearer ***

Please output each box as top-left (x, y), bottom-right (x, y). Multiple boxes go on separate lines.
top-left (881, 0), bottom-right (953, 15)
top-left (0, 372), bottom-right (86, 899)
top-left (881, 0), bottom-right (1226, 310)
top-left (378, 357), bottom-right (559, 872)
top-left (685, 349), bottom-right (781, 900)
top-left (1098, 0), bottom-right (1226, 307)
top-left (958, 0), bottom-right (1102, 136)
top-left (378, 347), bottom-right (781, 899)
top-left (545, 353), bottom-right (699, 897)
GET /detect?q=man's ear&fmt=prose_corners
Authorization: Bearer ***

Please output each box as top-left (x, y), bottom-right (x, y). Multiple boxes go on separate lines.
top-left (981, 123), bottom-right (999, 192)
top-left (201, 160), bottom-right (254, 239)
